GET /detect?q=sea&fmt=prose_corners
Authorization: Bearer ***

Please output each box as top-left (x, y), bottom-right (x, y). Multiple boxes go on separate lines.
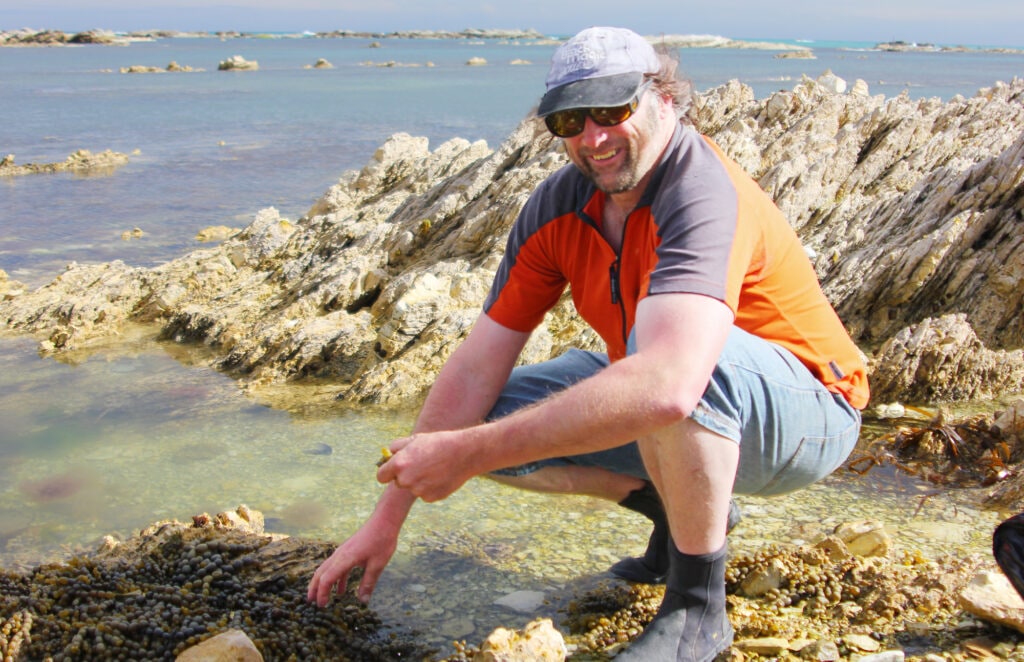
top-left (1, 33), bottom-right (1022, 652)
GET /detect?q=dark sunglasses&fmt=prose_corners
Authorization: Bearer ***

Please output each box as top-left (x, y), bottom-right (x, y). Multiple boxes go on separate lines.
top-left (544, 81), bottom-right (653, 138)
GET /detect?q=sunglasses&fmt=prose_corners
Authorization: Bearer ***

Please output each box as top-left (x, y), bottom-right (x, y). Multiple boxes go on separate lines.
top-left (544, 81), bottom-right (653, 138)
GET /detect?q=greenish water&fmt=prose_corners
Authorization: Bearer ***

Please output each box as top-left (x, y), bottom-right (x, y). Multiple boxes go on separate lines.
top-left (0, 330), bottom-right (1007, 654)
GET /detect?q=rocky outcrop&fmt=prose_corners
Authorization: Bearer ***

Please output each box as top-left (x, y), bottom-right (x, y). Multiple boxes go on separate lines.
top-left (218, 55), bottom-right (258, 71)
top-left (0, 149), bottom-right (131, 176)
top-left (2, 75), bottom-right (1023, 408)
top-left (120, 61), bottom-right (201, 73)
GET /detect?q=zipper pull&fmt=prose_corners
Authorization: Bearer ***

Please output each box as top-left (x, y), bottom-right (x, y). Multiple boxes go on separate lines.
top-left (609, 262), bottom-right (620, 305)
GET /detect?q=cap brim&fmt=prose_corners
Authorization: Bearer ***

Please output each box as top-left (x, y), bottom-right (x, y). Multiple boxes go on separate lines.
top-left (538, 72), bottom-right (645, 117)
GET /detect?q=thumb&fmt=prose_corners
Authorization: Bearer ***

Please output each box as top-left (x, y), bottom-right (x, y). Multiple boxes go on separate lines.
top-left (376, 460), bottom-right (395, 485)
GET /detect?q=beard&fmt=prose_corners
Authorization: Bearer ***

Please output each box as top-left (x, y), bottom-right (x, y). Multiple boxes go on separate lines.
top-left (569, 106), bottom-right (663, 195)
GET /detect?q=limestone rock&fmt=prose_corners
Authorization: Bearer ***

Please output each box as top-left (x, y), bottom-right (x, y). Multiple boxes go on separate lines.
top-left (218, 55), bottom-right (258, 71)
top-left (175, 629), bottom-right (263, 661)
top-left (735, 637), bottom-right (791, 655)
top-left (196, 225), bottom-right (241, 242)
top-left (833, 520), bottom-right (892, 557)
top-left (960, 570), bottom-right (1024, 634)
top-left (3, 78), bottom-right (1024, 407)
top-left (0, 149), bottom-right (129, 177)
top-left (473, 618), bottom-right (566, 661)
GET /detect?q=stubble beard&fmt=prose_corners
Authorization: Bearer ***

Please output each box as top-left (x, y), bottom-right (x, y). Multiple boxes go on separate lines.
top-left (574, 137), bottom-right (646, 195)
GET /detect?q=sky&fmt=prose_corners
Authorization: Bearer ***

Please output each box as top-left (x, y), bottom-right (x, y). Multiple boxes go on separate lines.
top-left (2, 0), bottom-right (1022, 49)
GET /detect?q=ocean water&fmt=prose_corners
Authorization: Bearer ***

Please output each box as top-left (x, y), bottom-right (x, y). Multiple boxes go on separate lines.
top-left (1, 35), bottom-right (1021, 653)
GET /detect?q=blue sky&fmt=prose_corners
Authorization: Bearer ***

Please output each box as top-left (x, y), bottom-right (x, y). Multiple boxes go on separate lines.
top-left (2, 0), bottom-right (1022, 48)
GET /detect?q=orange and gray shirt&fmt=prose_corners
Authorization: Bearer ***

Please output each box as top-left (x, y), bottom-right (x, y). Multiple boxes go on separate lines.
top-left (483, 125), bottom-right (869, 410)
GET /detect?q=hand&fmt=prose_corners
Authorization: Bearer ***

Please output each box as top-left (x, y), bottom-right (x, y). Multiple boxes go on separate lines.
top-left (376, 430), bottom-right (478, 502)
top-left (306, 511), bottom-right (400, 606)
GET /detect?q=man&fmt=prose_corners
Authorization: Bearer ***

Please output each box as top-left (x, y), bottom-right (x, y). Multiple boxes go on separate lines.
top-left (308, 26), bottom-right (868, 661)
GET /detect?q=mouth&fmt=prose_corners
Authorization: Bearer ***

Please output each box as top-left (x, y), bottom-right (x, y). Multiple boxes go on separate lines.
top-left (591, 148), bottom-right (618, 162)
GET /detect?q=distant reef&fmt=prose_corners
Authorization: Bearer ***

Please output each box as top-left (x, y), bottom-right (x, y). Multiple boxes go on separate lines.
top-left (16, 27), bottom-right (1019, 53)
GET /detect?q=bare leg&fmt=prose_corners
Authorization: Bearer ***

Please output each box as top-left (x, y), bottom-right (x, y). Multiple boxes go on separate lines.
top-left (638, 417), bottom-right (738, 554)
top-left (488, 464), bottom-right (645, 502)
top-left (617, 417), bottom-right (738, 661)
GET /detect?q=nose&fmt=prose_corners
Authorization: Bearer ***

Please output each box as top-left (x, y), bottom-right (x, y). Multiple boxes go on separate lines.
top-left (577, 116), bottom-right (610, 147)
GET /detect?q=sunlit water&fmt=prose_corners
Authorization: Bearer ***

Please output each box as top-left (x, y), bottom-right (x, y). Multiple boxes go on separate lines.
top-left (1, 34), bottom-right (1021, 654)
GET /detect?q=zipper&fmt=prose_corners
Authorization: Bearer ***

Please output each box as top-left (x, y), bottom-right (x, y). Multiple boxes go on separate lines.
top-left (609, 261), bottom-right (620, 304)
top-left (610, 215), bottom-right (630, 348)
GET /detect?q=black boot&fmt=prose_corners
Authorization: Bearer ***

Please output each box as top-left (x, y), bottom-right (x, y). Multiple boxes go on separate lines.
top-left (615, 542), bottom-right (733, 662)
top-left (610, 483), bottom-right (742, 584)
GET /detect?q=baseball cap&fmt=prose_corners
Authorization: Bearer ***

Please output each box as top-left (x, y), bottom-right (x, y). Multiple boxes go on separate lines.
top-left (538, 27), bottom-right (659, 117)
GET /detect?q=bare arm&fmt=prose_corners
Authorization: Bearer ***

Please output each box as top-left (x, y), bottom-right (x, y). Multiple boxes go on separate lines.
top-left (307, 313), bottom-right (529, 605)
top-left (378, 293), bottom-right (735, 501)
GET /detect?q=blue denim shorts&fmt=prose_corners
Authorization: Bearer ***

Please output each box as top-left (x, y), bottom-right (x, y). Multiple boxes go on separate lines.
top-left (488, 326), bottom-right (861, 496)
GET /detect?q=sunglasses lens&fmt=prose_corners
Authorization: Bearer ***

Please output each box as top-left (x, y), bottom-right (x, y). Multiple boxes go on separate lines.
top-left (544, 90), bottom-right (644, 138)
top-left (546, 110), bottom-right (586, 138)
top-left (590, 104), bottom-right (634, 127)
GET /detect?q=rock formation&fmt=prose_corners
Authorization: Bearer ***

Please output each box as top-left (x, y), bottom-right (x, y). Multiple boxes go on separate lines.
top-left (1, 74), bottom-right (1022, 408)
top-left (0, 149), bottom-right (130, 176)
top-left (218, 55), bottom-right (258, 71)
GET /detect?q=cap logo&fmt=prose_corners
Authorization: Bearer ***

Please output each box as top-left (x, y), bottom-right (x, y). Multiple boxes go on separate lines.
top-left (561, 42), bottom-right (602, 76)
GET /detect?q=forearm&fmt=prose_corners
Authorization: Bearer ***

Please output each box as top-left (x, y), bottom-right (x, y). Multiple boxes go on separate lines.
top-left (461, 353), bottom-right (679, 473)
top-left (459, 294), bottom-right (735, 476)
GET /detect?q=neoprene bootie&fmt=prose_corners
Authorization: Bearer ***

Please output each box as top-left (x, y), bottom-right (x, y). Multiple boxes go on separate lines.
top-left (614, 542), bottom-right (733, 662)
top-left (610, 483), bottom-right (742, 584)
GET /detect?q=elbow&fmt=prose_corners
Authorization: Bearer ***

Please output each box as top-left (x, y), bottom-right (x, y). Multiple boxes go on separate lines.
top-left (649, 389), bottom-right (699, 426)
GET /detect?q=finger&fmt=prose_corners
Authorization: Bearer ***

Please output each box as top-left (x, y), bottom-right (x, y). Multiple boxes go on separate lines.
top-left (357, 563), bottom-right (383, 604)
top-left (376, 462), bottom-right (395, 485)
top-left (316, 568), bottom-right (350, 608)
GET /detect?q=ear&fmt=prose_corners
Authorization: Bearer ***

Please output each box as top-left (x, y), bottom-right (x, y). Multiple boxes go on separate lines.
top-left (655, 92), bottom-right (675, 120)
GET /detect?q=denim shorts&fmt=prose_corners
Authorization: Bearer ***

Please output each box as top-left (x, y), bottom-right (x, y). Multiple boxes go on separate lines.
top-left (488, 326), bottom-right (862, 496)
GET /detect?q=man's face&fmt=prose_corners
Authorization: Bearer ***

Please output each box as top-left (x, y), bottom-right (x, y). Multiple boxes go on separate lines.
top-left (562, 90), bottom-right (668, 196)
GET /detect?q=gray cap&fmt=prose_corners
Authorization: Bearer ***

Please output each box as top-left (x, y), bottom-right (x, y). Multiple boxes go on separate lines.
top-left (538, 27), bottom-right (659, 117)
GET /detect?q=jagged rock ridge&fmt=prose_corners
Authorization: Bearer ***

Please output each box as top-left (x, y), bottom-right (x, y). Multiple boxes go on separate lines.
top-left (2, 74), bottom-right (1022, 407)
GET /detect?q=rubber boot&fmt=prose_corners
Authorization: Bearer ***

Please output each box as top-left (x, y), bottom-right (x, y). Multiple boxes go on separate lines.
top-left (610, 482), bottom-right (742, 584)
top-left (615, 542), bottom-right (733, 662)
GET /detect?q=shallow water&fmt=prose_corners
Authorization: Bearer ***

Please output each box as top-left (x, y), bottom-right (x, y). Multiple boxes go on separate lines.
top-left (0, 331), bottom-right (1007, 654)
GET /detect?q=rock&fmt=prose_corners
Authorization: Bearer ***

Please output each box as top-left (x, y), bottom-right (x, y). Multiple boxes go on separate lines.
top-left (735, 637), bottom-right (790, 655)
top-left (816, 70), bottom-right (847, 94)
top-left (739, 557), bottom-right (788, 597)
top-left (196, 225), bottom-right (241, 242)
top-left (305, 58), bottom-right (333, 69)
top-left (466, 57), bottom-right (487, 66)
top-left (175, 629), bottom-right (263, 661)
top-left (842, 633), bottom-right (881, 652)
top-left (854, 652), bottom-right (904, 662)
top-left (219, 55), bottom-right (258, 71)
top-left (797, 639), bottom-right (841, 661)
top-left (492, 589), bottom-right (546, 613)
top-left (121, 64), bottom-right (164, 73)
top-left (833, 520), bottom-right (892, 557)
top-left (0, 269), bottom-right (26, 300)
top-left (776, 51), bottom-right (816, 59)
top-left (0, 149), bottom-right (130, 177)
top-left (960, 570), bottom-right (1024, 633)
top-left (473, 618), bottom-right (566, 661)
